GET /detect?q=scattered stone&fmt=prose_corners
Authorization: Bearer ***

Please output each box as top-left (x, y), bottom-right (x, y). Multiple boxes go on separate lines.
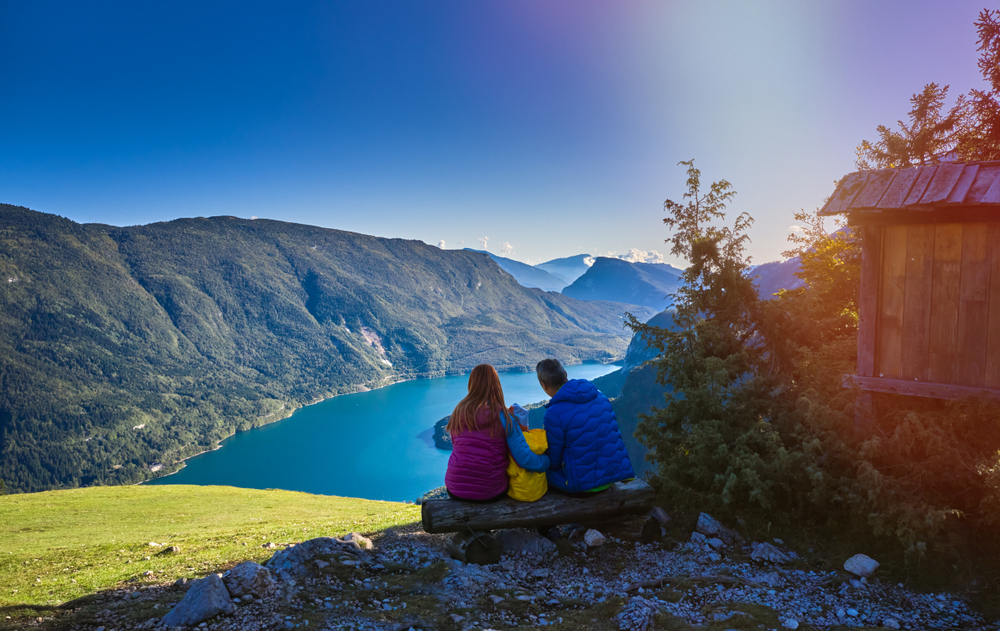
top-left (344, 532), bottom-right (374, 550)
top-left (496, 530), bottom-right (557, 557)
top-left (158, 545), bottom-right (181, 556)
top-left (262, 542), bottom-right (277, 549)
top-left (616, 595), bottom-right (661, 630)
top-left (754, 571), bottom-right (782, 587)
top-left (583, 529), bottom-right (606, 548)
top-left (143, 571), bottom-right (154, 577)
top-left (160, 574), bottom-right (234, 627)
top-left (223, 561), bottom-right (277, 599)
top-left (844, 553), bottom-right (879, 578)
top-left (750, 542), bottom-right (792, 564)
top-left (696, 512), bottom-right (741, 544)
top-left (696, 513), bottom-right (723, 536)
top-left (63, 508), bottom-right (985, 631)
top-left (266, 537), bottom-right (369, 578)
top-left (148, 542), bottom-right (161, 547)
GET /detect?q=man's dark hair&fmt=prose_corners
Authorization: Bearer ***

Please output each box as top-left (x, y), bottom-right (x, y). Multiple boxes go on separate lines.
top-left (536, 358), bottom-right (568, 388)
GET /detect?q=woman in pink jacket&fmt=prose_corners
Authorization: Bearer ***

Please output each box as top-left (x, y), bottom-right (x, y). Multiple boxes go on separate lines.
top-left (444, 364), bottom-right (549, 502)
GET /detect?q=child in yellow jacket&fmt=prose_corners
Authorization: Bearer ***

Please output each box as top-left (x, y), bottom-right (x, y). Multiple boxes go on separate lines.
top-left (506, 404), bottom-right (548, 501)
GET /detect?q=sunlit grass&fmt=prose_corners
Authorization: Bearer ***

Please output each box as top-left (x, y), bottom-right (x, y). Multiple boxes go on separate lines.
top-left (0, 485), bottom-right (420, 610)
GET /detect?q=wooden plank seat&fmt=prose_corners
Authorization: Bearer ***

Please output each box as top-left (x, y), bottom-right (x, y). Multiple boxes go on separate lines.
top-left (420, 478), bottom-right (656, 534)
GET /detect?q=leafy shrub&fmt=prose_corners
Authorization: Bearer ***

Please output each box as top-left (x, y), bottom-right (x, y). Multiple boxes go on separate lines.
top-left (632, 162), bottom-right (1000, 558)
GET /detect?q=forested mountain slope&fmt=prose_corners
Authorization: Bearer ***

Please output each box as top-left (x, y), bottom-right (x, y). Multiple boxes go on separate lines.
top-left (0, 205), bottom-right (652, 493)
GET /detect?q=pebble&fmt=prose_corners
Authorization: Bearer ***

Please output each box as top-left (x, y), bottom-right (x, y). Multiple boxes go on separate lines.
top-left (583, 529), bottom-right (607, 548)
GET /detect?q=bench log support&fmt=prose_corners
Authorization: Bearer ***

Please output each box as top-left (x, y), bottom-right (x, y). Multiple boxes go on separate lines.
top-left (421, 479), bottom-right (655, 534)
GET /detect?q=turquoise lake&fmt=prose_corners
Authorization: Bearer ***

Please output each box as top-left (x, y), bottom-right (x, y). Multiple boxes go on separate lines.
top-left (147, 363), bottom-right (618, 502)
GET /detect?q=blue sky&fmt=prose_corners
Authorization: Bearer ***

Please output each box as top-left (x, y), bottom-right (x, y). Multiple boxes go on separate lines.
top-left (0, 0), bottom-right (990, 266)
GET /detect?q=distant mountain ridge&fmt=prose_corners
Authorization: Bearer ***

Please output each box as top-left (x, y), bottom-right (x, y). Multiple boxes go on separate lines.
top-left (0, 205), bottom-right (653, 493)
top-left (561, 257), bottom-right (684, 310)
top-left (751, 258), bottom-right (804, 298)
top-left (464, 249), bottom-right (567, 292)
top-left (536, 254), bottom-right (593, 285)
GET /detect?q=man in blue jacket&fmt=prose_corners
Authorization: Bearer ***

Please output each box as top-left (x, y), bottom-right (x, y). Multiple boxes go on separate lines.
top-left (536, 358), bottom-right (635, 495)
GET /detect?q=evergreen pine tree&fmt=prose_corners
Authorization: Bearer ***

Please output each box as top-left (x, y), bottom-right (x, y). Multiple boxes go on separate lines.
top-left (627, 161), bottom-right (797, 518)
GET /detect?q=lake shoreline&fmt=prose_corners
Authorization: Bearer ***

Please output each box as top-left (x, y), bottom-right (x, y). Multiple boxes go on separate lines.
top-left (145, 361), bottom-right (621, 499)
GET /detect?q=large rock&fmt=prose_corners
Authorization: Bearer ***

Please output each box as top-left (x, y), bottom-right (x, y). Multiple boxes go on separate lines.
top-left (266, 537), bottom-right (369, 579)
top-left (750, 542), bottom-right (792, 564)
top-left (843, 553), bottom-right (879, 577)
top-left (223, 561), bottom-right (276, 599)
top-left (696, 513), bottom-right (741, 545)
top-left (496, 530), bottom-right (557, 557)
top-left (161, 574), bottom-right (234, 627)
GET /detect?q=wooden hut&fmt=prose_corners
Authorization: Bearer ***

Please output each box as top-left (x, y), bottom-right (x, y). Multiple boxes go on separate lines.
top-left (819, 161), bottom-right (1000, 402)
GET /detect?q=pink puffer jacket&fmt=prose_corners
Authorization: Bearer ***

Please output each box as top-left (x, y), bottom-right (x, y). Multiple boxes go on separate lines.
top-left (444, 407), bottom-right (509, 500)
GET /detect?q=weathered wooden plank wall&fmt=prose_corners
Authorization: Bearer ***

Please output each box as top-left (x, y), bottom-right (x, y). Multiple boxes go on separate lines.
top-left (878, 226), bottom-right (907, 379)
top-left (928, 225), bottom-right (962, 384)
top-left (901, 225), bottom-right (934, 382)
top-left (957, 227), bottom-right (990, 387)
top-left (873, 222), bottom-right (1000, 389)
top-left (987, 222), bottom-right (1000, 389)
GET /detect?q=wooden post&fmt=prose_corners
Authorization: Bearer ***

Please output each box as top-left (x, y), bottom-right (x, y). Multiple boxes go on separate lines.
top-left (855, 225), bottom-right (881, 430)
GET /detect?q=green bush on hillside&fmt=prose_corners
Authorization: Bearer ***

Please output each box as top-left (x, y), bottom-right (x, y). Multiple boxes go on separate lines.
top-left (631, 161), bottom-right (1000, 558)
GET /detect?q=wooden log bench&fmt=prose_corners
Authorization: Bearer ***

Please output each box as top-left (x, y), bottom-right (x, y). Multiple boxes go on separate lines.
top-left (421, 478), bottom-right (656, 534)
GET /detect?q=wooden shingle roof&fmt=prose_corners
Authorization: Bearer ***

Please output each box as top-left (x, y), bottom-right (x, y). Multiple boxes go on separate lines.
top-left (819, 161), bottom-right (1000, 216)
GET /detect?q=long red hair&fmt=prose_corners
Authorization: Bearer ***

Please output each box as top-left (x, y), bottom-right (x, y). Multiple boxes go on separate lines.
top-left (447, 364), bottom-right (511, 439)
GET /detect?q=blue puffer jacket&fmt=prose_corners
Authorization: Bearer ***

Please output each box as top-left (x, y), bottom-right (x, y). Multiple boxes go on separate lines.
top-left (543, 379), bottom-right (635, 493)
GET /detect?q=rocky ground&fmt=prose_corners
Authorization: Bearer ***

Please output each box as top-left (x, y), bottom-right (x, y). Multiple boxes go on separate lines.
top-left (17, 511), bottom-right (998, 631)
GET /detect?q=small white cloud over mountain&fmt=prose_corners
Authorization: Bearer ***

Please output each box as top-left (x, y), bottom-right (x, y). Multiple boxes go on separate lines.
top-left (479, 236), bottom-right (489, 250)
top-left (501, 242), bottom-right (514, 256)
top-left (600, 249), bottom-right (666, 264)
top-left (437, 240), bottom-right (446, 249)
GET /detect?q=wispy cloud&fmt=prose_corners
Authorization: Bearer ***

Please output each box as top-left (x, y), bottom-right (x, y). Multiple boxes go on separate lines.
top-left (501, 242), bottom-right (514, 256)
top-left (599, 249), bottom-right (666, 264)
top-left (478, 236), bottom-right (489, 250)
top-left (788, 225), bottom-right (806, 234)
top-left (437, 240), bottom-right (446, 249)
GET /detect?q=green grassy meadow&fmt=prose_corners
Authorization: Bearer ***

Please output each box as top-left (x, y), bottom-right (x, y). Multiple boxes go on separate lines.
top-left (0, 485), bottom-right (420, 613)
